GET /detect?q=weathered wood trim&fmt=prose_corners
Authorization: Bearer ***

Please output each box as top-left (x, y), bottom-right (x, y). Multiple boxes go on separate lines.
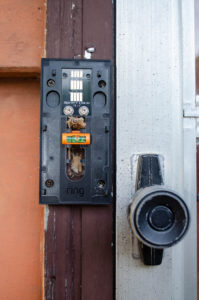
top-left (45, 0), bottom-right (114, 299)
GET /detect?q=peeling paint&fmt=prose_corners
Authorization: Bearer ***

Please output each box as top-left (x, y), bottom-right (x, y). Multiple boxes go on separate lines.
top-left (84, 50), bottom-right (92, 59)
top-left (44, 205), bottom-right (50, 231)
top-left (43, 1), bottom-right (47, 59)
top-left (84, 47), bottom-right (95, 59)
top-left (74, 54), bottom-right (81, 59)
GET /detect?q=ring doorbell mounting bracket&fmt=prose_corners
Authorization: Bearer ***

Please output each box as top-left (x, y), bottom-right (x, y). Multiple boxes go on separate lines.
top-left (40, 59), bottom-right (113, 205)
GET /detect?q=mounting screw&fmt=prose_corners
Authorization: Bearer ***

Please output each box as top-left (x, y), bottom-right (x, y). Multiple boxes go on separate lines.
top-left (79, 106), bottom-right (89, 116)
top-left (86, 47), bottom-right (95, 53)
top-left (47, 79), bottom-right (55, 87)
top-left (45, 179), bottom-right (54, 187)
top-left (98, 80), bottom-right (106, 88)
top-left (63, 105), bottom-right (74, 116)
top-left (97, 180), bottom-right (105, 189)
top-left (84, 47), bottom-right (95, 59)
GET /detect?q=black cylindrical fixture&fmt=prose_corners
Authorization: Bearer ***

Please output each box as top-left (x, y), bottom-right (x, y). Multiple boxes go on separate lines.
top-left (130, 186), bottom-right (190, 249)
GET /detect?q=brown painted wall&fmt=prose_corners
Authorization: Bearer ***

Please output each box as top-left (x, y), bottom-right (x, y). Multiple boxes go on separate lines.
top-left (0, 79), bottom-right (44, 299)
top-left (0, 0), bottom-right (46, 74)
top-left (0, 1), bottom-right (46, 299)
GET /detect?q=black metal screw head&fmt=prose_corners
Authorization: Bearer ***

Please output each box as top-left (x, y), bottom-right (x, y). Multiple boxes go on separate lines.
top-left (47, 79), bottom-right (55, 87)
top-left (45, 179), bottom-right (54, 187)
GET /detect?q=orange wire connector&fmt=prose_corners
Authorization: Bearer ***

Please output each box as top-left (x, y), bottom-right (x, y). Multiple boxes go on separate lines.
top-left (62, 131), bottom-right (90, 145)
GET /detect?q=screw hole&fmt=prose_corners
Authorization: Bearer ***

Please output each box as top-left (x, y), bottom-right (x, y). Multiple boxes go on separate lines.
top-left (97, 72), bottom-right (101, 78)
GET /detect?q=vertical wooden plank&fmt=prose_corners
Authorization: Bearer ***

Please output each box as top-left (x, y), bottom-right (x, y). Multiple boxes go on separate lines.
top-left (45, 207), bottom-right (82, 300)
top-left (82, 1), bottom-right (114, 299)
top-left (46, 0), bottom-right (83, 58)
top-left (82, 0), bottom-right (113, 60)
top-left (81, 206), bottom-right (113, 300)
top-left (45, 0), bottom-right (114, 299)
top-left (45, 1), bottom-right (83, 299)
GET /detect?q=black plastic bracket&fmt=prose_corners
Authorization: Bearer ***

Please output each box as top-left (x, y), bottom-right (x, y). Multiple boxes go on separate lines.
top-left (40, 59), bottom-right (113, 205)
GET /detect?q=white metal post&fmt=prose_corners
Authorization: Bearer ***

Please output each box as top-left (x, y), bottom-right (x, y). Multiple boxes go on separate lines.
top-left (116, 0), bottom-right (197, 299)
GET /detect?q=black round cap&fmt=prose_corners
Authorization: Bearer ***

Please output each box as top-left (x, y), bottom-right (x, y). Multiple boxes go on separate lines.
top-left (134, 190), bottom-right (189, 248)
